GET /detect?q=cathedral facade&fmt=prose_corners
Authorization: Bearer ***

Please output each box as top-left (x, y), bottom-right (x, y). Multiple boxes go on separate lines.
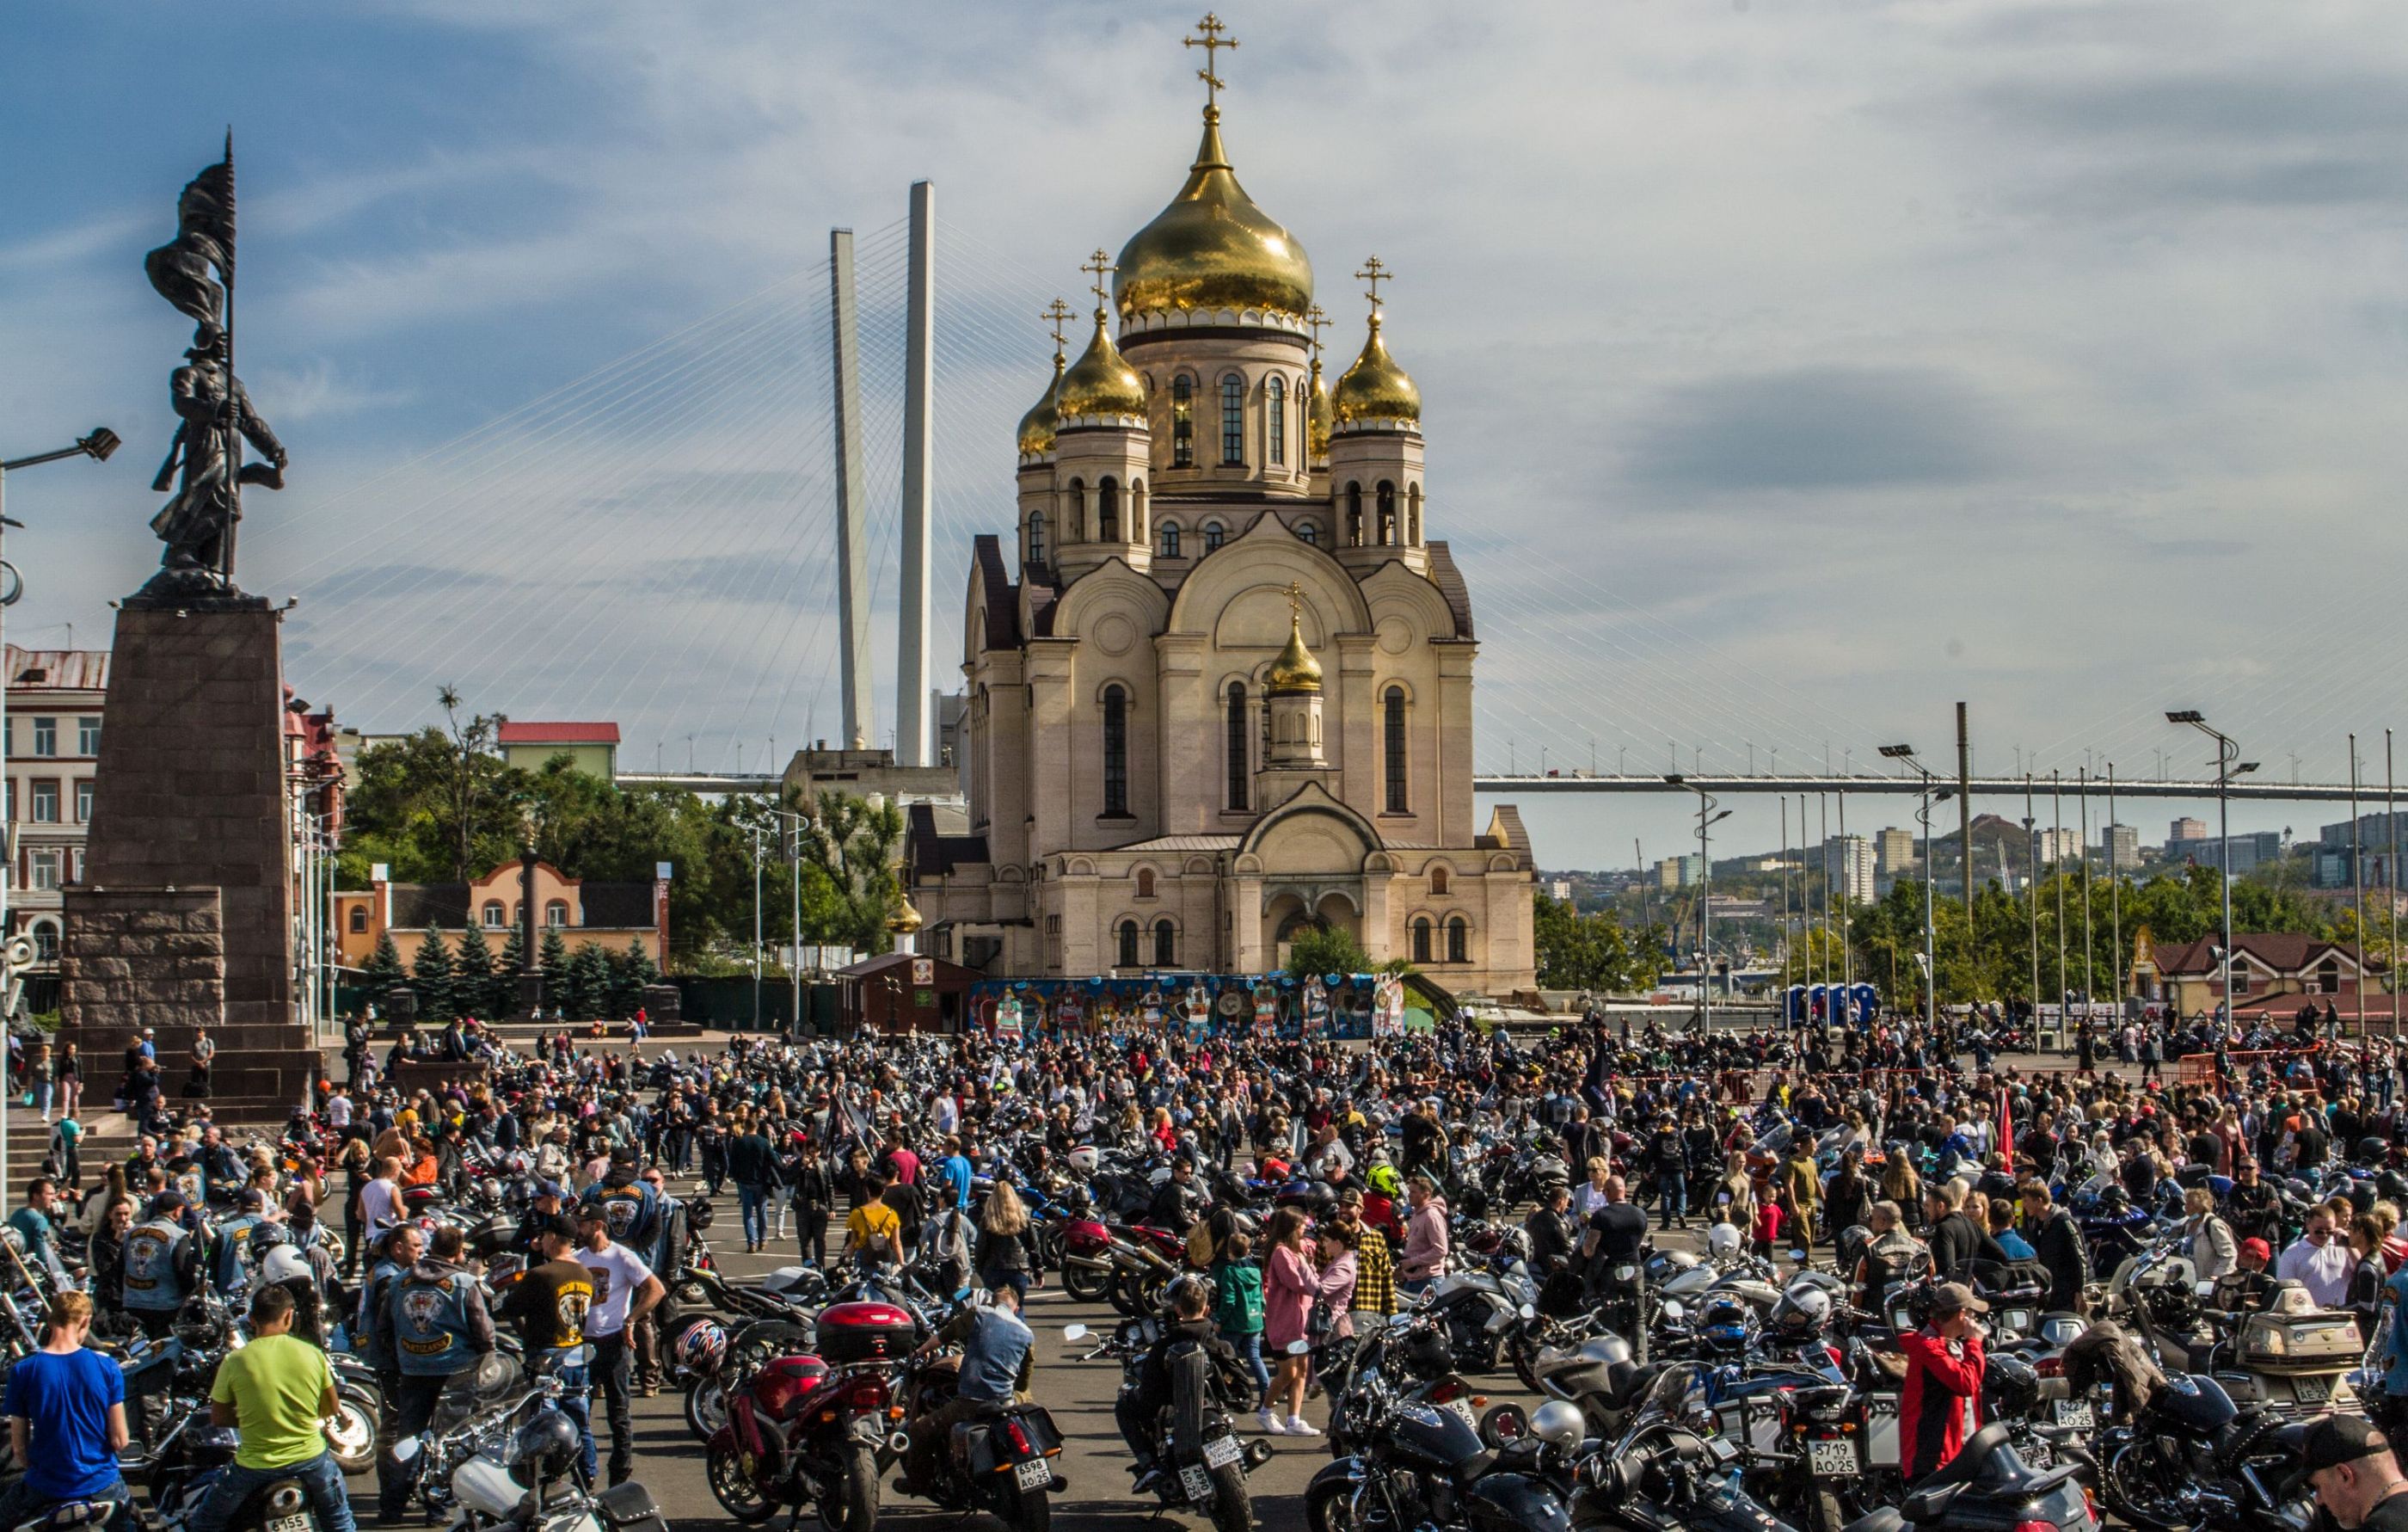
top-left (907, 31), bottom-right (1536, 996)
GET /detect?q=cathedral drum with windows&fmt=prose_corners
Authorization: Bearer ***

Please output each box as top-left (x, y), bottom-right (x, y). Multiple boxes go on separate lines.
top-left (907, 22), bottom-right (1535, 995)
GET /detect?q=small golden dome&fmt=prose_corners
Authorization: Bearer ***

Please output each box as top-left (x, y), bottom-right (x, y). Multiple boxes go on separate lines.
top-left (1331, 315), bottom-right (1421, 429)
top-left (1115, 109), bottom-right (1314, 324)
top-left (1265, 608), bottom-right (1323, 695)
top-left (1307, 355), bottom-right (1333, 462)
top-left (1017, 354), bottom-right (1064, 457)
top-left (888, 893), bottom-right (924, 934)
top-left (1056, 315), bottom-right (1146, 421)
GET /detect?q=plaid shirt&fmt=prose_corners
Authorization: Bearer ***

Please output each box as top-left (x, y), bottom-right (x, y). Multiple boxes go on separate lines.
top-left (1351, 1226), bottom-right (1397, 1316)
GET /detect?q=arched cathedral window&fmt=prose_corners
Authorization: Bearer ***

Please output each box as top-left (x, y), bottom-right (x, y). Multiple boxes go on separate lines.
top-left (1027, 512), bottom-right (1046, 565)
top-left (1385, 686), bottom-right (1409, 813)
top-left (1448, 916), bottom-right (1469, 963)
top-left (1171, 377), bottom-right (1195, 467)
top-left (1154, 919), bottom-right (1176, 967)
top-left (1346, 483), bottom-right (1363, 546)
top-left (1225, 683), bottom-right (1249, 810)
top-left (1102, 685), bottom-right (1129, 816)
top-left (1118, 920), bottom-right (1140, 969)
top-left (1412, 917), bottom-right (1433, 964)
top-left (1378, 481), bottom-right (1397, 545)
top-left (1221, 375), bottom-right (1245, 465)
top-left (1297, 520), bottom-right (1317, 546)
top-left (1158, 522), bottom-right (1181, 559)
top-left (1099, 477), bottom-right (1120, 542)
top-left (1267, 376), bottom-right (1286, 466)
top-left (1203, 522), bottom-right (1225, 552)
top-left (1408, 484), bottom-right (1422, 546)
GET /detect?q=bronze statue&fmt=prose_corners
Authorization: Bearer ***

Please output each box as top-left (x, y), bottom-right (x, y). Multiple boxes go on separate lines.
top-left (139, 133), bottom-right (286, 594)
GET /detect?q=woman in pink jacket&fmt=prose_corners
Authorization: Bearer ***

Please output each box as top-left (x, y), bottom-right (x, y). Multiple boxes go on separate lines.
top-left (1314, 1221), bottom-right (1361, 1341)
top-left (1261, 1208), bottom-right (1320, 1436)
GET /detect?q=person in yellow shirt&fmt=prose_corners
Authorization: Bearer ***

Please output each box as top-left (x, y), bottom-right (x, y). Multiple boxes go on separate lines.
top-left (194, 1284), bottom-right (352, 1532)
top-left (844, 1173), bottom-right (902, 1271)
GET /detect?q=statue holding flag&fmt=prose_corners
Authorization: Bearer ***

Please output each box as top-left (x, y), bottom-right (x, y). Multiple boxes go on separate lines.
top-left (141, 133), bottom-right (287, 596)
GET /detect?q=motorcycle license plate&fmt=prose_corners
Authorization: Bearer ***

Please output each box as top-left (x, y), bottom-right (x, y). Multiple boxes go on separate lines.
top-left (269, 1517), bottom-right (312, 1532)
top-left (1179, 1466), bottom-right (1213, 1503)
top-left (1203, 1435), bottom-right (1243, 1469)
top-left (1808, 1438), bottom-right (1858, 1478)
top-left (2053, 1399), bottom-right (2095, 1430)
top-left (2294, 1375), bottom-right (2331, 1405)
top-left (1014, 1458), bottom-right (1053, 1491)
top-left (1443, 1399), bottom-right (1478, 1429)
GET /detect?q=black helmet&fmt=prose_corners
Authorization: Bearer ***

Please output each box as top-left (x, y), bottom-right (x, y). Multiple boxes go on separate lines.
top-left (2359, 1138), bottom-right (2390, 1166)
top-left (1984, 1353), bottom-right (2041, 1418)
top-left (508, 1407), bottom-right (582, 1487)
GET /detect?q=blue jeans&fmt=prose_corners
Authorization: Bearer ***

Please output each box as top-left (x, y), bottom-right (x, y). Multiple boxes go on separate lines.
top-left (558, 1363), bottom-right (595, 1483)
top-left (0, 1476), bottom-right (130, 1532)
top-left (192, 1450), bottom-right (354, 1532)
top-left (739, 1184), bottom-right (769, 1246)
top-left (1656, 1171), bottom-right (1687, 1223)
top-left (1232, 1332), bottom-right (1269, 1400)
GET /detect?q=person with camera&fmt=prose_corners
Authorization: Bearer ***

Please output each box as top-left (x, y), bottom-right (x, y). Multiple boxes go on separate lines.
top-left (1900, 1281), bottom-right (1987, 1482)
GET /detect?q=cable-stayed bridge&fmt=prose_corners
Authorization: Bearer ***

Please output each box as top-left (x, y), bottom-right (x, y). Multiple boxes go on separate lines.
top-left (243, 187), bottom-right (2394, 812)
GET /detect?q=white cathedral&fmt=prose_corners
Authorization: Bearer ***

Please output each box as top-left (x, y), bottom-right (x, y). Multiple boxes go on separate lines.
top-left (907, 25), bottom-right (1537, 996)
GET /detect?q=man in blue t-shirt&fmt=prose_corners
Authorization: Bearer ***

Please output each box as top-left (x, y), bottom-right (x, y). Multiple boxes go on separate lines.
top-left (0, 1291), bottom-right (131, 1530)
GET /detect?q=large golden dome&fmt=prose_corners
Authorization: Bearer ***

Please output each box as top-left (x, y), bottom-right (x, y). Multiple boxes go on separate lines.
top-left (1017, 354), bottom-right (1064, 457)
top-left (1265, 606), bottom-right (1323, 695)
top-left (1331, 315), bottom-right (1422, 429)
top-left (1114, 109), bottom-right (1313, 324)
top-left (1056, 314), bottom-right (1146, 421)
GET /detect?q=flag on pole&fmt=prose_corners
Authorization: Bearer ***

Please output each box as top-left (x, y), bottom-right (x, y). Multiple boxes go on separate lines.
top-left (144, 133), bottom-right (236, 327)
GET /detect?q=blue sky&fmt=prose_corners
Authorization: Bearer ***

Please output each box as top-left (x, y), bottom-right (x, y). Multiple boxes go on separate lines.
top-left (6, 1), bottom-right (2405, 867)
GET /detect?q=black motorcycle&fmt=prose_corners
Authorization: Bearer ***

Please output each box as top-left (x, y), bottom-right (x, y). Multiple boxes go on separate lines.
top-left (1070, 1320), bottom-right (1272, 1532)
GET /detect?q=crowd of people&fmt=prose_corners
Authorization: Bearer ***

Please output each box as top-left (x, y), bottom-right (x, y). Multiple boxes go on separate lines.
top-left (3, 999), bottom-right (2408, 1527)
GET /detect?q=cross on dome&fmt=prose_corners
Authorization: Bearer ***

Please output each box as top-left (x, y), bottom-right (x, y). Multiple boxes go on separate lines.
top-left (1306, 304), bottom-right (1330, 360)
top-left (1355, 255), bottom-right (1391, 320)
top-left (1041, 298), bottom-right (1073, 358)
top-left (1081, 249), bottom-right (1116, 318)
top-left (1184, 14), bottom-right (1238, 114)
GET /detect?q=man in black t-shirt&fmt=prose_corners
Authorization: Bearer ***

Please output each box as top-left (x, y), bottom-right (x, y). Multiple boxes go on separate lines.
top-left (498, 1215), bottom-right (599, 1483)
top-left (1581, 1175), bottom-right (1651, 1358)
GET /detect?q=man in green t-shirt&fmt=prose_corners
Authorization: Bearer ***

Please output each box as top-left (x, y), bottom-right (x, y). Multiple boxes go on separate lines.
top-left (191, 1285), bottom-right (354, 1532)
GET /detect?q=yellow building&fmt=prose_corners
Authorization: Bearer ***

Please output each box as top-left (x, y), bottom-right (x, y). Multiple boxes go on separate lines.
top-left (336, 858), bottom-right (667, 969)
top-left (499, 721), bottom-right (619, 780)
top-left (906, 22), bottom-right (1536, 994)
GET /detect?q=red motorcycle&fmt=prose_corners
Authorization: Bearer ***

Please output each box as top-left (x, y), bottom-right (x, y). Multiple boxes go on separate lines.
top-left (704, 1301), bottom-right (918, 1531)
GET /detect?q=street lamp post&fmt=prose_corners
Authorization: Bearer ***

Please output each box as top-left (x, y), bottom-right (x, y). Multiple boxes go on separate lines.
top-left (2168, 711), bottom-right (2256, 1027)
top-left (0, 428), bottom-right (119, 1217)
top-left (1881, 745), bottom-right (1953, 1024)
top-left (1666, 775), bottom-right (1731, 1029)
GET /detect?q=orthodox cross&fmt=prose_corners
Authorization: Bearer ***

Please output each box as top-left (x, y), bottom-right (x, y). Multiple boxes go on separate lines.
top-left (1082, 249), bottom-right (1115, 317)
top-left (1185, 14), bottom-right (1238, 110)
top-left (1306, 304), bottom-right (1330, 362)
top-left (1042, 298), bottom-right (1074, 357)
top-left (1355, 255), bottom-right (1391, 319)
top-left (1286, 580), bottom-right (1304, 619)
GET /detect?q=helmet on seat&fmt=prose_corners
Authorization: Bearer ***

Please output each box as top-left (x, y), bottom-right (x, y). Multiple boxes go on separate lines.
top-left (1706, 1223), bottom-right (1742, 1260)
top-left (1697, 1295), bottom-right (1754, 1356)
top-left (676, 1320), bottom-right (728, 1371)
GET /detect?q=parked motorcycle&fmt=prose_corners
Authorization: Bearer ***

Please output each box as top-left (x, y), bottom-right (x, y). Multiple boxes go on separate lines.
top-left (1068, 1320), bottom-right (1271, 1532)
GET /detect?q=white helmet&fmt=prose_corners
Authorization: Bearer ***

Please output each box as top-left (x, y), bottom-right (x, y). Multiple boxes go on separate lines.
top-left (1706, 1222), bottom-right (1742, 1260)
top-left (259, 1246), bottom-right (312, 1287)
top-left (1066, 1146), bottom-right (1099, 1175)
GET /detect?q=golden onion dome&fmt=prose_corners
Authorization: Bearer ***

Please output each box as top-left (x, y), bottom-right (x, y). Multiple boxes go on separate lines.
top-left (1017, 354), bottom-right (1064, 457)
top-left (1056, 314), bottom-right (1147, 421)
top-left (888, 892), bottom-right (924, 934)
top-left (1331, 315), bottom-right (1421, 429)
top-left (1307, 355), bottom-right (1333, 461)
top-left (1114, 108), bottom-right (1314, 324)
top-left (1265, 607), bottom-right (1324, 695)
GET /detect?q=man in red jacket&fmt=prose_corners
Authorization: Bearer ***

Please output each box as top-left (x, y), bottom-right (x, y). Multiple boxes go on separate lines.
top-left (1900, 1282), bottom-right (1988, 1481)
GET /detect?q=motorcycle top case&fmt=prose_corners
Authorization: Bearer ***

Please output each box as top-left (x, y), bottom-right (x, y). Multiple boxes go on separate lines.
top-left (816, 1301), bottom-right (918, 1364)
top-left (2239, 1310), bottom-right (2362, 1375)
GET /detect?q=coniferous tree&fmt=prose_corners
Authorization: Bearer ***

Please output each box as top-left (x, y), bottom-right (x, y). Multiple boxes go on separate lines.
top-left (602, 946), bottom-right (635, 1019)
top-left (492, 926), bottom-right (527, 1016)
top-left (619, 938), bottom-right (660, 1015)
top-left (538, 929), bottom-right (570, 1006)
top-left (411, 929), bottom-right (456, 1020)
top-left (364, 931), bottom-right (408, 994)
top-left (453, 924), bottom-right (496, 1018)
top-left (566, 940), bottom-right (611, 1019)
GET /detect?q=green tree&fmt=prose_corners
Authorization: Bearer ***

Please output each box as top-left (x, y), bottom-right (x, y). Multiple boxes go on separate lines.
top-left (363, 931), bottom-right (408, 994)
top-left (411, 928), bottom-right (455, 1020)
top-left (1286, 923), bottom-right (1373, 979)
top-left (1533, 894), bottom-right (1662, 993)
top-left (492, 926), bottom-right (527, 1016)
top-left (538, 928), bottom-right (570, 1000)
top-left (564, 940), bottom-right (612, 1020)
top-left (454, 923), bottom-right (496, 1018)
top-left (786, 792), bottom-right (906, 954)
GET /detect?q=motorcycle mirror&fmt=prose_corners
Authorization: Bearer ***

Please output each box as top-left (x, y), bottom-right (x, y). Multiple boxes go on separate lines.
top-left (392, 1438), bottom-right (421, 1465)
top-left (1791, 1250), bottom-right (1809, 1264)
top-left (1286, 1339), bottom-right (1312, 1356)
top-left (1519, 1304), bottom-right (1537, 1320)
top-left (2195, 1279), bottom-right (2217, 1296)
top-left (1662, 1300), bottom-right (1685, 1320)
top-left (1062, 1325), bottom-right (1090, 1342)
